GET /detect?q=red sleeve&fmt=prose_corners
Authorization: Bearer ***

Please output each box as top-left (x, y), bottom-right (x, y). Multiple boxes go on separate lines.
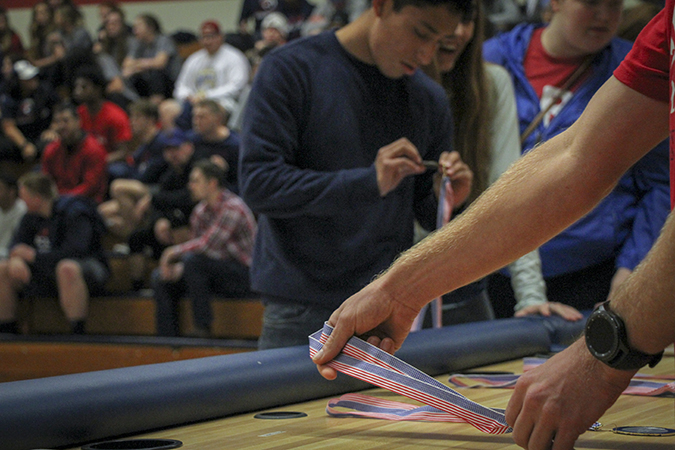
top-left (109, 104), bottom-right (132, 143)
top-left (614, 7), bottom-right (670, 102)
top-left (78, 137), bottom-right (108, 201)
top-left (65, 136), bottom-right (108, 202)
top-left (77, 104), bottom-right (93, 133)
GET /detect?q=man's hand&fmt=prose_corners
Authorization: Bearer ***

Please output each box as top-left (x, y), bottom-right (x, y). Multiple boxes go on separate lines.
top-left (10, 244), bottom-right (36, 263)
top-left (133, 193), bottom-right (152, 223)
top-left (154, 218), bottom-right (173, 245)
top-left (506, 339), bottom-right (634, 450)
top-left (514, 302), bottom-right (583, 321)
top-left (436, 151), bottom-right (473, 206)
top-left (158, 246), bottom-right (181, 281)
top-left (40, 129), bottom-right (59, 143)
top-left (7, 256), bottom-right (31, 285)
top-left (21, 142), bottom-right (38, 162)
top-left (375, 138), bottom-right (426, 196)
top-left (53, 43), bottom-right (66, 60)
top-left (311, 278), bottom-right (421, 380)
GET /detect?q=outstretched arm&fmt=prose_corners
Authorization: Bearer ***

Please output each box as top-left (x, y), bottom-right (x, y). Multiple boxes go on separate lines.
top-left (313, 77), bottom-right (669, 377)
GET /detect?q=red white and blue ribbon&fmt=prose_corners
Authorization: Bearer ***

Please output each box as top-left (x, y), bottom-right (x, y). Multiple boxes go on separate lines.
top-left (309, 323), bottom-right (511, 434)
top-left (448, 357), bottom-right (675, 397)
top-left (411, 176), bottom-right (454, 331)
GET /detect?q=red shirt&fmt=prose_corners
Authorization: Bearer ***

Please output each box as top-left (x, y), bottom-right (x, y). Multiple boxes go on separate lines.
top-left (42, 134), bottom-right (109, 203)
top-left (613, 5), bottom-right (671, 206)
top-left (524, 28), bottom-right (590, 126)
top-left (524, 28), bottom-right (590, 98)
top-left (77, 101), bottom-right (132, 154)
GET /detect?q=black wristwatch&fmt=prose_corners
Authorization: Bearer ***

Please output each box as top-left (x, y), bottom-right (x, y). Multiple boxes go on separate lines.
top-left (585, 301), bottom-right (663, 371)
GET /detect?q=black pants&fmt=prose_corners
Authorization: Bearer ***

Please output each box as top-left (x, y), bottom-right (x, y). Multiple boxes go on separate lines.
top-left (128, 69), bottom-right (173, 98)
top-left (419, 280), bottom-right (495, 328)
top-left (153, 253), bottom-right (252, 336)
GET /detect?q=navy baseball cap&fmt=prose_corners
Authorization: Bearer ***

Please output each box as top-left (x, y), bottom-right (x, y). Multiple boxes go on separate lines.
top-left (159, 129), bottom-right (189, 148)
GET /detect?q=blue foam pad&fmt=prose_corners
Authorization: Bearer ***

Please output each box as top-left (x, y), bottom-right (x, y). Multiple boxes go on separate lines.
top-left (1, 316), bottom-right (583, 450)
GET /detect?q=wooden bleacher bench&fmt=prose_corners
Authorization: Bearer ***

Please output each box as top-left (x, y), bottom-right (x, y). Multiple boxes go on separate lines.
top-left (17, 251), bottom-right (263, 340)
top-left (18, 295), bottom-right (263, 339)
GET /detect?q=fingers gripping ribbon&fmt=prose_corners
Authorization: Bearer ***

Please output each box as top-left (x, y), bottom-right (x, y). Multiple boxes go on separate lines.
top-left (309, 323), bottom-right (511, 434)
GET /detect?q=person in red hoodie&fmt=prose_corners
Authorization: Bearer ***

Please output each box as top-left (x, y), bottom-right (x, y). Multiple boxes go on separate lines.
top-left (41, 102), bottom-right (108, 203)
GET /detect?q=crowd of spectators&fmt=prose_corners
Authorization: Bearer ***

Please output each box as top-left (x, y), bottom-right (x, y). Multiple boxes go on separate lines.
top-left (0, 0), bottom-right (361, 336)
top-left (0, 0), bottom-right (663, 338)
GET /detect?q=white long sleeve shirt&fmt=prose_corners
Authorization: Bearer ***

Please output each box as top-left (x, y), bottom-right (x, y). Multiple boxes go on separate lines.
top-left (0, 199), bottom-right (26, 259)
top-left (486, 63), bottom-right (548, 309)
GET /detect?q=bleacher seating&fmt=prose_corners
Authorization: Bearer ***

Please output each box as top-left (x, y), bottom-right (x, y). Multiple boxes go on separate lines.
top-left (0, 160), bottom-right (262, 340)
top-left (17, 243), bottom-right (262, 339)
top-left (18, 293), bottom-right (263, 339)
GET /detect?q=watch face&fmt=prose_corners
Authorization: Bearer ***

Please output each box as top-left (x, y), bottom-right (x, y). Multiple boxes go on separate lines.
top-left (586, 303), bottom-right (664, 370)
top-left (586, 312), bottom-right (619, 360)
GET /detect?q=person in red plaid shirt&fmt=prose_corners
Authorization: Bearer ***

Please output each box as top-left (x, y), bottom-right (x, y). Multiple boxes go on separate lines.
top-left (152, 158), bottom-right (256, 337)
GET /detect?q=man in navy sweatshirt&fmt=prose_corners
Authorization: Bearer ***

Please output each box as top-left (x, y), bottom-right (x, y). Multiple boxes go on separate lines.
top-left (0, 172), bottom-right (109, 334)
top-left (240, 0), bottom-right (474, 349)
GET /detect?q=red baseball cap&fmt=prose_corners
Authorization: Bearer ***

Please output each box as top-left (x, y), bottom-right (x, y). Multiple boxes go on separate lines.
top-left (200, 20), bottom-right (221, 35)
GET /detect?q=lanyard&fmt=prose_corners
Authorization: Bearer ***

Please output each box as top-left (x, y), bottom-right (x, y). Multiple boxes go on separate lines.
top-left (309, 323), bottom-right (511, 434)
top-left (411, 176), bottom-right (454, 331)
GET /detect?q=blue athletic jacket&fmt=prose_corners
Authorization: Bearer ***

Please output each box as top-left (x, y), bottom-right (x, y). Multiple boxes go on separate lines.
top-left (484, 23), bottom-right (670, 278)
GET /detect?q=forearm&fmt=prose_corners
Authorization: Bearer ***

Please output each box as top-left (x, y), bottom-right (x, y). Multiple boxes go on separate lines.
top-left (140, 53), bottom-right (168, 71)
top-left (378, 136), bottom-right (615, 310)
top-left (30, 53), bottom-right (60, 68)
top-left (376, 78), bottom-right (669, 312)
top-left (106, 148), bottom-right (128, 163)
top-left (2, 120), bottom-right (27, 147)
top-left (121, 57), bottom-right (134, 73)
top-left (205, 71), bottom-right (249, 101)
top-left (240, 161), bottom-right (380, 217)
top-left (611, 211), bottom-right (675, 355)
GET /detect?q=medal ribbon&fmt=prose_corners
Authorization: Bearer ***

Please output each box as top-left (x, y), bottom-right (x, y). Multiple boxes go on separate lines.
top-left (448, 358), bottom-right (675, 397)
top-left (411, 176), bottom-right (454, 331)
top-left (309, 323), bottom-right (511, 434)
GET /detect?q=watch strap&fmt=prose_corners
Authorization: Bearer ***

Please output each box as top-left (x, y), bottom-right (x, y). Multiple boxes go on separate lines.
top-left (586, 302), bottom-right (663, 371)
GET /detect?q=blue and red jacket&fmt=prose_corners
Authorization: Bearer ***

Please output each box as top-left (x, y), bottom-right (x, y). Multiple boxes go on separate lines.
top-left (484, 23), bottom-right (670, 277)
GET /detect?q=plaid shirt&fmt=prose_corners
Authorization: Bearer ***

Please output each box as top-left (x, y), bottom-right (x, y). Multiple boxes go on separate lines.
top-left (174, 190), bottom-right (256, 266)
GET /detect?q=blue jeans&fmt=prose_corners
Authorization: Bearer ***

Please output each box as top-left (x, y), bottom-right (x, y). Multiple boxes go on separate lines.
top-left (257, 297), bottom-right (335, 350)
top-left (153, 253), bottom-right (252, 336)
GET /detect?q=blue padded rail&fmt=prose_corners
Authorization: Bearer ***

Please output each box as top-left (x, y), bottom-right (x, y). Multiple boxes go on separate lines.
top-left (1, 315), bottom-right (584, 450)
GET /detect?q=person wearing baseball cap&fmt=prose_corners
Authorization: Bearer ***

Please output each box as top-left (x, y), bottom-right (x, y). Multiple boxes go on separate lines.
top-left (255, 12), bottom-right (290, 51)
top-left (13, 60), bottom-right (39, 81)
top-left (0, 60), bottom-right (59, 162)
top-left (173, 19), bottom-right (250, 116)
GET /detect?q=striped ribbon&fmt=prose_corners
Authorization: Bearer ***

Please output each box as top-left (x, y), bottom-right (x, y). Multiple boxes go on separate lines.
top-left (448, 358), bottom-right (675, 397)
top-left (411, 176), bottom-right (454, 331)
top-left (309, 323), bottom-right (511, 434)
top-left (437, 175), bottom-right (454, 226)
